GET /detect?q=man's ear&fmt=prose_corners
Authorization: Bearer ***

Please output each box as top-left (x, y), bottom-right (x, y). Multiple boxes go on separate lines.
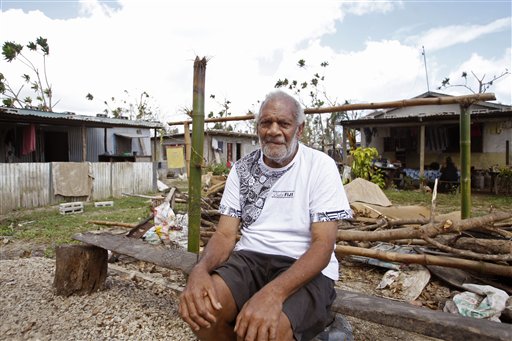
top-left (297, 122), bottom-right (305, 137)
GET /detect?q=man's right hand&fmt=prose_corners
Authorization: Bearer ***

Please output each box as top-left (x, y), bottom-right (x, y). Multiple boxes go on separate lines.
top-left (178, 266), bottom-right (223, 331)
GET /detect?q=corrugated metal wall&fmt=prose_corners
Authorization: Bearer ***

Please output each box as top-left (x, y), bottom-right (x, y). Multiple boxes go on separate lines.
top-left (87, 128), bottom-right (106, 162)
top-left (0, 163), bottom-right (22, 212)
top-left (67, 126), bottom-right (84, 161)
top-left (90, 163), bottom-right (111, 200)
top-left (0, 162), bottom-right (156, 215)
top-left (19, 163), bottom-right (51, 209)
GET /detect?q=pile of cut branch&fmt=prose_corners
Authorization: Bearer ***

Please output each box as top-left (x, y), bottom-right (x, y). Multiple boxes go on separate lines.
top-left (197, 182), bottom-right (512, 278)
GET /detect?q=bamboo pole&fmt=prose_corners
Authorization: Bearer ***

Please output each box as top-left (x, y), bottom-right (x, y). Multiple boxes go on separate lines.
top-left (188, 57), bottom-right (207, 255)
top-left (335, 245), bottom-right (512, 277)
top-left (336, 211), bottom-right (512, 242)
top-left (167, 93), bottom-right (496, 126)
top-left (460, 104), bottom-right (471, 219)
top-left (419, 125), bottom-right (425, 188)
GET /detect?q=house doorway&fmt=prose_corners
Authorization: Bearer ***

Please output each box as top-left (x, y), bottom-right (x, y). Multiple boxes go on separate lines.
top-left (236, 143), bottom-right (241, 160)
top-left (44, 131), bottom-right (69, 161)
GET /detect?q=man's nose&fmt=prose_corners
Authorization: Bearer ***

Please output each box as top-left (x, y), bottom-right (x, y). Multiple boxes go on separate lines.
top-left (268, 122), bottom-right (281, 135)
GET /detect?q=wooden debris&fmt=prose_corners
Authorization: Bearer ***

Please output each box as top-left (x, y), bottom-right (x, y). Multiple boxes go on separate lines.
top-left (335, 245), bottom-right (512, 277)
top-left (72, 231), bottom-right (512, 341)
top-left (53, 244), bottom-right (107, 296)
top-left (88, 220), bottom-right (137, 228)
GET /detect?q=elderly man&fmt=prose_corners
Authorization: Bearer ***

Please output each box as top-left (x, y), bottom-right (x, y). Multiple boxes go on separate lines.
top-left (179, 90), bottom-right (351, 341)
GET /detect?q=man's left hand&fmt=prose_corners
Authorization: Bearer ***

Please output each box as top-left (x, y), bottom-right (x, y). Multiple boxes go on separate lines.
top-left (234, 288), bottom-right (283, 341)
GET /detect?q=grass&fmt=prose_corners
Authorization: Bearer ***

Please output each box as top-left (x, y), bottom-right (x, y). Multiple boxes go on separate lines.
top-left (383, 189), bottom-right (512, 216)
top-left (0, 196), bottom-right (154, 256)
top-left (1, 188), bottom-right (510, 257)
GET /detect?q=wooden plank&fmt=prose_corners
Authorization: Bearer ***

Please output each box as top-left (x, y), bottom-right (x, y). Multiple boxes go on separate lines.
top-left (73, 232), bottom-right (512, 341)
top-left (73, 232), bottom-right (197, 275)
top-left (332, 290), bottom-right (511, 341)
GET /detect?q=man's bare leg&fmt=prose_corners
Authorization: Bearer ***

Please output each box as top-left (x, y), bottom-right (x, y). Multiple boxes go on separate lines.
top-left (194, 274), bottom-right (294, 341)
top-left (194, 274), bottom-right (237, 340)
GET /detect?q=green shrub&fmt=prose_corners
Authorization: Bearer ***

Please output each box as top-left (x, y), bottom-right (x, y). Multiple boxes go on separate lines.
top-left (205, 163), bottom-right (230, 176)
top-left (350, 147), bottom-right (386, 188)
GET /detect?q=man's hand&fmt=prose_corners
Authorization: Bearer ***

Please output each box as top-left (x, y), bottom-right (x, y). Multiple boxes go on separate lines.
top-left (234, 288), bottom-right (283, 341)
top-left (178, 266), bottom-right (222, 331)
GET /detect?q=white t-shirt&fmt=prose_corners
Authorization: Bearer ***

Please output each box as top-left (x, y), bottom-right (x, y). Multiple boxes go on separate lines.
top-left (219, 143), bottom-right (352, 280)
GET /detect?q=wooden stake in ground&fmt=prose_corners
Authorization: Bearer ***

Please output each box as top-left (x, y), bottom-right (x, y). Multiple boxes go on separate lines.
top-left (53, 244), bottom-right (108, 296)
top-left (188, 56), bottom-right (207, 255)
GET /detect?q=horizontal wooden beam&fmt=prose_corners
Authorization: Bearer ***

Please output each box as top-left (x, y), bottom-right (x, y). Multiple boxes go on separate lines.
top-left (73, 232), bottom-right (511, 341)
top-left (167, 93), bottom-right (496, 126)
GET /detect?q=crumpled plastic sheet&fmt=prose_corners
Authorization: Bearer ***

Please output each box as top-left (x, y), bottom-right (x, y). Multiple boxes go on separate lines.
top-left (143, 201), bottom-right (188, 248)
top-left (444, 283), bottom-right (509, 322)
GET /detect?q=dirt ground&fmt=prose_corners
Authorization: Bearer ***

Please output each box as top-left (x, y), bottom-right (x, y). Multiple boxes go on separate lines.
top-left (0, 238), bottom-right (448, 341)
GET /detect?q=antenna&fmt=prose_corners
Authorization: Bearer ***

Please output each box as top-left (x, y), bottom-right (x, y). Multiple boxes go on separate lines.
top-left (422, 46), bottom-right (430, 92)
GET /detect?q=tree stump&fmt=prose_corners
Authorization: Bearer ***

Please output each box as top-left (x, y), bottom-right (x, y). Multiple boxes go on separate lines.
top-left (53, 244), bottom-right (108, 296)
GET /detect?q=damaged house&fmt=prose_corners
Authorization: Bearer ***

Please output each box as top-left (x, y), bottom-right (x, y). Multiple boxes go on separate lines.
top-left (0, 107), bottom-right (163, 214)
top-left (339, 92), bottom-right (512, 189)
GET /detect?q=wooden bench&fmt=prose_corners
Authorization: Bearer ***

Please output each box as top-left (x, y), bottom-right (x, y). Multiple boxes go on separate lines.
top-left (68, 232), bottom-right (511, 341)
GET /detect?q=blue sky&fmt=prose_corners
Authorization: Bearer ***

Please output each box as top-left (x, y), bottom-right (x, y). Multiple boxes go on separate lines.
top-left (0, 0), bottom-right (510, 126)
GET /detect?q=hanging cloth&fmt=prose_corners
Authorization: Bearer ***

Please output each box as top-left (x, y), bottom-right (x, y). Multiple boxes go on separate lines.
top-left (22, 124), bottom-right (36, 155)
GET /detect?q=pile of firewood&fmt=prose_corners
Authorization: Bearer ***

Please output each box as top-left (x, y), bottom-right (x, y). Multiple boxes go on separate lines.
top-left (193, 181), bottom-right (512, 279)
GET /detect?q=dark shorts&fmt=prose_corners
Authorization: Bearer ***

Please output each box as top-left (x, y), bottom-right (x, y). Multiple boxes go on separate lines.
top-left (213, 250), bottom-right (336, 341)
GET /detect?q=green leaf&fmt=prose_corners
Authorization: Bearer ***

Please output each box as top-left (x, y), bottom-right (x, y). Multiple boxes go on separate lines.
top-left (27, 42), bottom-right (37, 51)
top-left (2, 41), bottom-right (23, 62)
top-left (36, 37), bottom-right (49, 55)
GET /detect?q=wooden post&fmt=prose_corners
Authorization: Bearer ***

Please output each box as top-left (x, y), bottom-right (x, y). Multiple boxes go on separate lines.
top-left (506, 140), bottom-right (510, 166)
top-left (81, 125), bottom-right (87, 162)
top-left (460, 104), bottom-right (471, 219)
top-left (419, 125), bottom-right (425, 188)
top-left (184, 122), bottom-right (192, 178)
top-left (53, 244), bottom-right (108, 296)
top-left (153, 128), bottom-right (158, 162)
top-left (342, 125), bottom-right (348, 163)
top-left (188, 56), bottom-right (207, 254)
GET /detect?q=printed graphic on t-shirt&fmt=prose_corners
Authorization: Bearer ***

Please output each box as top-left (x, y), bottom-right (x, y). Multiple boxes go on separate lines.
top-left (236, 150), bottom-right (293, 229)
top-left (271, 191), bottom-right (295, 198)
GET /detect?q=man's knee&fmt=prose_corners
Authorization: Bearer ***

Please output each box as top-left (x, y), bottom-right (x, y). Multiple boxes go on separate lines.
top-left (195, 274), bottom-right (239, 338)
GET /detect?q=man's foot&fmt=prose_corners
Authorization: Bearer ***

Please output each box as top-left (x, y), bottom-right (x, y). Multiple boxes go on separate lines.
top-left (314, 313), bottom-right (353, 341)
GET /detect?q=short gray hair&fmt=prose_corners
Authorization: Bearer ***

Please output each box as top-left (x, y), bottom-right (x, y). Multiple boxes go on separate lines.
top-left (255, 90), bottom-right (305, 125)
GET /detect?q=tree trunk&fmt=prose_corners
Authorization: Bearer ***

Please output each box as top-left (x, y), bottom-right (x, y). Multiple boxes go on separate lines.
top-left (53, 244), bottom-right (108, 296)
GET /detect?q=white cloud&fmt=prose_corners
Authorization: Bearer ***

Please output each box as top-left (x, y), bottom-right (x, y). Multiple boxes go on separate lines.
top-left (1, 0), bottom-right (345, 122)
top-left (342, 0), bottom-right (402, 16)
top-left (438, 49), bottom-right (512, 104)
top-left (414, 17), bottom-right (511, 51)
top-left (0, 0), bottom-right (509, 129)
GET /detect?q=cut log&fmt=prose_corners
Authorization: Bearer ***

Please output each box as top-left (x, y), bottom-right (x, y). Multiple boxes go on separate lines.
top-left (53, 244), bottom-right (108, 296)
top-left (72, 232), bottom-right (512, 340)
top-left (455, 237), bottom-right (512, 255)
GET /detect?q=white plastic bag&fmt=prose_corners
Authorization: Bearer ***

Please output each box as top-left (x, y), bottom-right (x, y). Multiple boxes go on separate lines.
top-left (451, 284), bottom-right (509, 322)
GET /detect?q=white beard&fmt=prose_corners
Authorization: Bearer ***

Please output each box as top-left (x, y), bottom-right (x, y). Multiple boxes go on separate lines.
top-left (260, 130), bottom-right (299, 166)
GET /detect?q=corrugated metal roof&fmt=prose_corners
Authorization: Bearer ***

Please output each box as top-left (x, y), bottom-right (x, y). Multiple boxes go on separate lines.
top-left (0, 107), bottom-right (163, 129)
top-left (114, 132), bottom-right (151, 138)
top-left (339, 109), bottom-right (512, 127)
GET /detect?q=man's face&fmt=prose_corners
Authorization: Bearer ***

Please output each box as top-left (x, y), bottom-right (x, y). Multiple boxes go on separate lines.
top-left (257, 99), bottom-right (304, 167)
